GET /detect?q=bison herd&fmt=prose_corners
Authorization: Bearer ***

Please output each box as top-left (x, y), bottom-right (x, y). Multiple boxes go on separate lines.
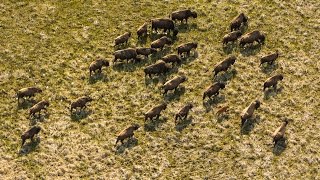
top-left (17, 10), bottom-right (288, 152)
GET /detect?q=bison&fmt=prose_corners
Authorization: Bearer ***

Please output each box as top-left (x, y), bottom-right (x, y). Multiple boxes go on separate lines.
top-left (70, 96), bottom-right (93, 113)
top-left (114, 48), bottom-right (138, 63)
top-left (260, 50), bottom-right (279, 66)
top-left (239, 30), bottom-right (265, 47)
top-left (114, 32), bottom-right (131, 46)
top-left (151, 36), bottom-right (172, 50)
top-left (145, 103), bottom-right (167, 121)
top-left (17, 87), bottom-right (42, 103)
top-left (89, 59), bottom-right (109, 77)
top-left (203, 82), bottom-right (226, 100)
top-left (223, 30), bottom-right (242, 44)
top-left (171, 9), bottom-right (197, 24)
top-left (137, 23), bottom-right (148, 38)
top-left (136, 47), bottom-right (157, 58)
top-left (240, 100), bottom-right (261, 127)
top-left (213, 56), bottom-right (236, 76)
top-left (162, 75), bottom-right (187, 94)
top-left (272, 120), bottom-right (288, 147)
top-left (177, 42), bottom-right (198, 57)
top-left (115, 124), bottom-right (140, 146)
top-left (151, 18), bottom-right (175, 34)
top-left (263, 74), bottom-right (284, 91)
top-left (175, 103), bottom-right (193, 124)
top-left (21, 126), bottom-right (41, 146)
top-left (29, 100), bottom-right (49, 117)
top-left (144, 60), bottom-right (171, 78)
top-left (230, 13), bottom-right (248, 31)
top-left (161, 54), bottom-right (181, 64)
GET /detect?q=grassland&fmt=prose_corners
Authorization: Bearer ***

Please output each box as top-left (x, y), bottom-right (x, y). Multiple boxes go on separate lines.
top-left (0, 0), bottom-right (319, 179)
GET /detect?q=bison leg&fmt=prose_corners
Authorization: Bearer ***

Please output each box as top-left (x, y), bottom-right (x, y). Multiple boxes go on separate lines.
top-left (163, 90), bottom-right (168, 95)
top-left (21, 139), bottom-right (26, 147)
top-left (121, 139), bottom-right (124, 144)
top-left (156, 114), bottom-right (160, 119)
top-left (241, 118), bottom-right (246, 127)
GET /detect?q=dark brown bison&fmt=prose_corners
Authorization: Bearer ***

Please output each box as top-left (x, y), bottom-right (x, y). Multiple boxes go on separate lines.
top-left (230, 13), bottom-right (248, 31)
top-left (70, 96), bottom-right (93, 112)
top-left (151, 18), bottom-right (175, 34)
top-left (21, 126), bottom-right (41, 146)
top-left (223, 31), bottom-right (242, 44)
top-left (272, 120), bottom-right (288, 147)
top-left (114, 48), bottom-right (138, 63)
top-left (115, 124), bottom-right (140, 146)
top-left (171, 9), bottom-right (197, 24)
top-left (260, 51), bottom-right (279, 66)
top-left (89, 59), bottom-right (109, 77)
top-left (145, 103), bottom-right (167, 121)
top-left (137, 23), bottom-right (148, 38)
top-left (151, 36), bottom-right (172, 50)
top-left (161, 54), bottom-right (182, 64)
top-left (203, 82), bottom-right (225, 100)
top-left (213, 56), bottom-right (236, 76)
top-left (239, 30), bottom-right (265, 47)
top-left (175, 103), bottom-right (193, 124)
top-left (177, 42), bottom-right (198, 57)
top-left (144, 60), bottom-right (171, 78)
top-left (114, 32), bottom-right (131, 46)
top-left (241, 100), bottom-right (261, 126)
top-left (29, 100), bottom-right (49, 117)
top-left (17, 87), bottom-right (42, 103)
top-left (136, 47), bottom-right (157, 58)
top-left (263, 74), bottom-right (283, 91)
top-left (162, 75), bottom-right (187, 94)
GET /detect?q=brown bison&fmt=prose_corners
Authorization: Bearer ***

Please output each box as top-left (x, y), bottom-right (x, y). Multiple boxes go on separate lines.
top-left (203, 82), bottom-right (225, 100)
top-left (89, 59), bottom-right (109, 76)
top-left (70, 96), bottom-right (93, 112)
top-left (114, 48), bottom-right (138, 63)
top-left (260, 51), bottom-right (279, 66)
top-left (21, 126), bottom-right (41, 146)
top-left (162, 75), bottom-right (187, 94)
top-left (145, 103), bottom-right (167, 121)
top-left (230, 13), bottom-right (248, 31)
top-left (171, 9), bottom-right (197, 24)
top-left (239, 30), bottom-right (265, 47)
top-left (161, 54), bottom-right (182, 64)
top-left (115, 124), bottom-right (140, 146)
top-left (151, 36), bottom-right (172, 50)
top-left (240, 100), bottom-right (261, 126)
top-left (29, 100), bottom-right (49, 117)
top-left (144, 60), bottom-right (171, 78)
top-left (223, 31), bottom-right (242, 44)
top-left (114, 32), bottom-right (131, 46)
top-left (17, 87), bottom-right (42, 103)
top-left (216, 105), bottom-right (229, 116)
top-left (272, 120), bottom-right (288, 147)
top-left (136, 47), bottom-right (157, 58)
top-left (213, 56), bottom-right (236, 76)
top-left (137, 23), bottom-right (148, 38)
top-left (177, 42), bottom-right (198, 57)
top-left (263, 74), bottom-right (284, 91)
top-left (151, 18), bottom-right (175, 34)
top-left (175, 103), bottom-right (193, 124)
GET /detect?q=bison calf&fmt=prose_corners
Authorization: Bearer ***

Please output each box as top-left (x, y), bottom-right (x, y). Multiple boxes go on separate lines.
top-left (151, 18), bottom-right (175, 34)
top-left (145, 103), bottom-right (167, 121)
top-left (89, 59), bottom-right (109, 77)
top-left (241, 100), bottom-right (261, 127)
top-left (115, 124), bottom-right (140, 146)
top-left (230, 13), bottom-right (248, 31)
top-left (177, 42), bottom-right (198, 57)
top-left (21, 126), bottom-right (41, 146)
top-left (70, 96), bottom-right (93, 113)
top-left (161, 54), bottom-right (181, 64)
top-left (223, 31), bottom-right (242, 44)
top-left (239, 30), bottom-right (265, 47)
top-left (171, 9), bottom-right (197, 24)
top-left (213, 56), bottom-right (236, 76)
top-left (114, 48), bottom-right (138, 63)
top-left (203, 82), bottom-right (225, 100)
top-left (114, 32), bottom-right (131, 46)
top-left (137, 23), bottom-right (148, 38)
top-left (260, 51), bottom-right (279, 66)
top-left (17, 87), bottom-right (42, 103)
top-left (151, 36), bottom-right (172, 50)
top-left (263, 74), bottom-right (283, 91)
top-left (175, 103), bottom-right (193, 124)
top-left (144, 60), bottom-right (171, 78)
top-left (29, 100), bottom-right (49, 117)
top-left (136, 47), bottom-right (157, 58)
top-left (162, 75), bottom-right (187, 94)
top-left (272, 120), bottom-right (288, 147)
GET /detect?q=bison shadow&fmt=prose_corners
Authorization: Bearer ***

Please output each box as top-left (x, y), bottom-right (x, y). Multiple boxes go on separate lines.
top-left (136, 36), bottom-right (148, 45)
top-left (213, 69), bottom-right (237, 83)
top-left (260, 63), bottom-right (278, 74)
top-left (88, 73), bottom-right (109, 84)
top-left (115, 138), bottom-right (139, 154)
top-left (180, 51), bottom-right (198, 65)
top-left (149, 33), bottom-right (167, 41)
top-left (114, 43), bottom-right (131, 51)
top-left (263, 86), bottom-right (284, 100)
top-left (29, 113), bottom-right (49, 126)
top-left (239, 24), bottom-right (248, 34)
top-left (175, 116), bottom-right (193, 132)
top-left (239, 43), bottom-right (262, 57)
top-left (203, 95), bottom-right (225, 113)
top-left (272, 138), bottom-right (287, 156)
top-left (144, 67), bottom-right (179, 86)
top-left (163, 86), bottom-right (186, 102)
top-left (240, 115), bottom-right (261, 135)
top-left (144, 117), bottom-right (168, 132)
top-left (223, 43), bottom-right (238, 54)
top-left (17, 99), bottom-right (37, 110)
top-left (112, 58), bottom-right (146, 72)
top-left (217, 114), bottom-right (230, 123)
top-left (176, 23), bottom-right (198, 33)
top-left (70, 109), bottom-right (92, 121)
top-left (19, 137), bottom-right (40, 155)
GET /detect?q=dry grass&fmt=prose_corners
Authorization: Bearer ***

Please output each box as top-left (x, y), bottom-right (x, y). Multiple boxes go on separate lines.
top-left (0, 0), bottom-right (319, 179)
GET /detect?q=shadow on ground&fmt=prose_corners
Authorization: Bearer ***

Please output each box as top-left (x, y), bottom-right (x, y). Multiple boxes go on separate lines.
top-left (144, 117), bottom-right (168, 131)
top-left (272, 138), bottom-right (287, 156)
top-left (115, 138), bottom-right (139, 154)
top-left (70, 110), bottom-right (92, 121)
top-left (203, 95), bottom-right (226, 113)
top-left (19, 138), bottom-right (41, 155)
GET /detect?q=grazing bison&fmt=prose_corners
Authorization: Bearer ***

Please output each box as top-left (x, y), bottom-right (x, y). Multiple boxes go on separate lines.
top-left (239, 30), bottom-right (265, 47)
top-left (115, 124), bottom-right (140, 146)
top-left (213, 56), bottom-right (237, 76)
top-left (171, 9), bottom-right (197, 24)
top-left (70, 96), bottom-right (93, 113)
top-left (230, 13), bottom-right (248, 31)
top-left (203, 82), bottom-right (226, 100)
top-left (223, 31), bottom-right (242, 44)
top-left (240, 100), bottom-right (261, 127)
top-left (29, 100), bottom-right (49, 117)
top-left (145, 103), bottom-right (167, 121)
top-left (114, 48), bottom-right (138, 63)
top-left (136, 47), bottom-right (157, 58)
top-left (161, 54), bottom-right (181, 64)
top-left (175, 103), bottom-right (193, 124)
top-left (263, 74), bottom-right (284, 91)
top-left (137, 23), bottom-right (148, 38)
top-left (162, 75), bottom-right (187, 94)
top-left (17, 87), bottom-right (42, 103)
top-left (144, 60), bottom-right (171, 78)
top-left (151, 18), bottom-right (175, 34)
top-left (21, 126), bottom-right (41, 146)
top-left (272, 120), bottom-right (288, 147)
top-left (260, 51), bottom-right (279, 66)
top-left (177, 42), bottom-right (198, 57)
top-left (114, 32), bottom-right (131, 46)
top-left (89, 59), bottom-right (109, 77)
top-left (151, 36), bottom-right (172, 50)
